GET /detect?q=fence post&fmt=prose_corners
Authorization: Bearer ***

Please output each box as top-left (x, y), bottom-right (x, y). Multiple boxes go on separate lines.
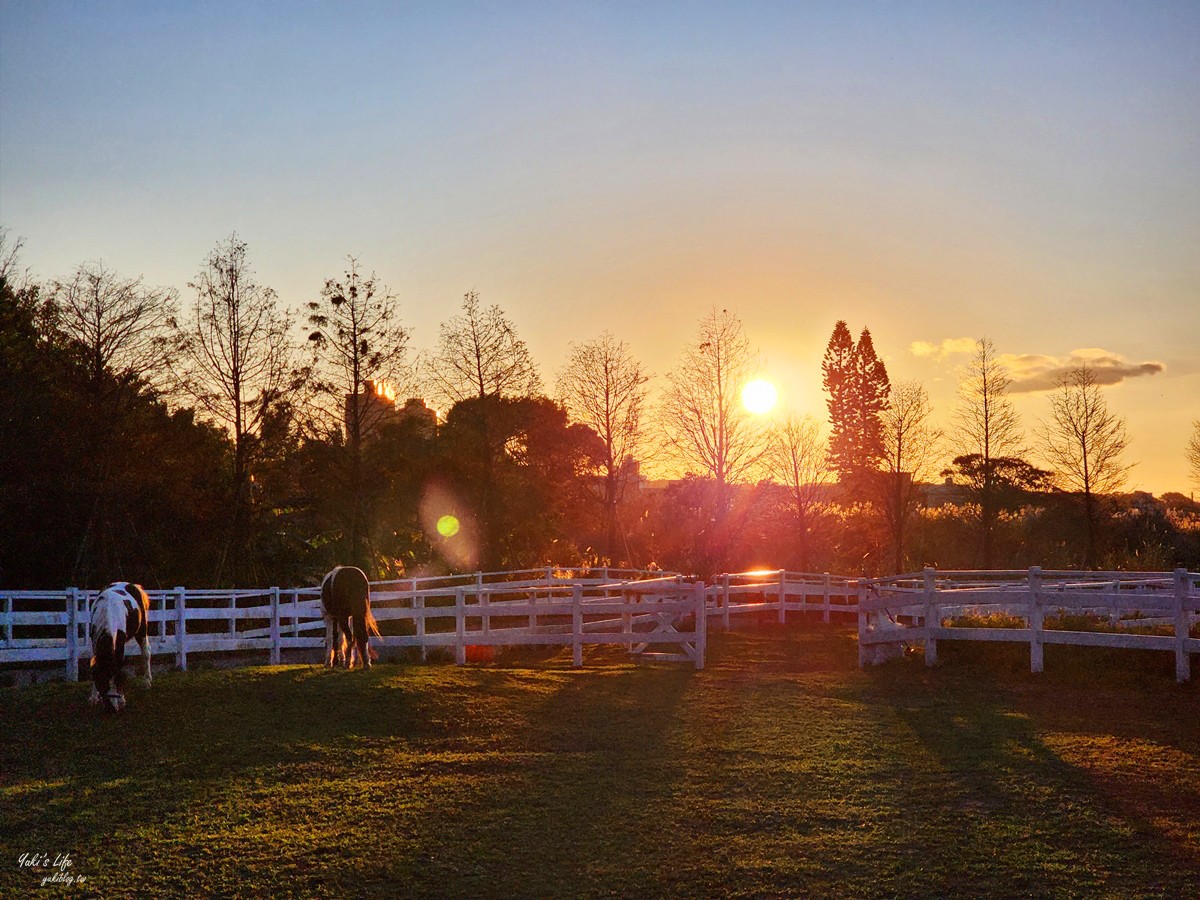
top-left (823, 573), bottom-right (832, 624)
top-left (228, 594), bottom-right (237, 639)
top-left (622, 589), bottom-right (631, 646)
top-left (778, 569), bottom-right (787, 624)
top-left (722, 573), bottom-right (731, 630)
top-left (3, 593), bottom-right (12, 647)
top-left (174, 586), bottom-right (188, 672)
top-left (415, 594), bottom-right (426, 662)
top-left (481, 588), bottom-right (490, 639)
top-left (66, 588), bottom-right (79, 682)
top-left (856, 579), bottom-right (868, 667)
top-left (1175, 569), bottom-right (1191, 684)
top-left (1029, 566), bottom-right (1044, 674)
top-left (572, 584), bottom-right (583, 667)
top-left (454, 588), bottom-right (466, 665)
top-left (923, 567), bottom-right (938, 667)
top-left (269, 587), bottom-right (281, 665)
top-left (694, 581), bottom-right (707, 670)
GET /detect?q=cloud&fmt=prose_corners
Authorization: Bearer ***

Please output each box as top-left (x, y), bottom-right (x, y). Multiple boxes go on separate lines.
top-left (910, 337), bottom-right (978, 359)
top-left (1002, 349), bottom-right (1164, 393)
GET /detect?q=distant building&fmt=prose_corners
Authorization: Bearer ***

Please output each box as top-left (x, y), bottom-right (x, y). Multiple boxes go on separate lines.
top-left (920, 477), bottom-right (970, 508)
top-left (343, 380), bottom-right (437, 441)
top-left (397, 397), bottom-right (438, 436)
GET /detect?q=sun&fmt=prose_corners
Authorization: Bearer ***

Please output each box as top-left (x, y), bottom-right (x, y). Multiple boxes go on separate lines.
top-left (742, 379), bottom-right (778, 415)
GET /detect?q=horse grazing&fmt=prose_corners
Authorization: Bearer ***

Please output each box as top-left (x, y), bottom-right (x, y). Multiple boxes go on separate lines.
top-left (320, 566), bottom-right (379, 669)
top-left (89, 582), bottom-right (152, 712)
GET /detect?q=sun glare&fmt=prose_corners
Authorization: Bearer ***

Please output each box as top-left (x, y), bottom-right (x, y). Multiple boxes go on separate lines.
top-left (742, 379), bottom-right (778, 415)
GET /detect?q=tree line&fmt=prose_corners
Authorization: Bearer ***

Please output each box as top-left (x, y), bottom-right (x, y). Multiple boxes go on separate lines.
top-left (2, 229), bottom-right (1198, 588)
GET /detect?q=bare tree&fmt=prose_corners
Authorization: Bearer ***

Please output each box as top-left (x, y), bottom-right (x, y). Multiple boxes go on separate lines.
top-left (0, 227), bottom-right (28, 287)
top-left (306, 257), bottom-right (413, 569)
top-left (48, 261), bottom-right (181, 398)
top-left (45, 260), bottom-right (182, 579)
top-left (427, 291), bottom-right (540, 408)
top-left (877, 381), bottom-right (942, 574)
top-left (950, 338), bottom-right (1025, 567)
top-left (176, 235), bottom-right (297, 580)
top-left (1187, 420), bottom-right (1200, 494)
top-left (556, 332), bottom-right (651, 564)
top-left (1038, 365), bottom-right (1132, 567)
top-left (660, 308), bottom-right (767, 571)
top-left (767, 414), bottom-right (830, 572)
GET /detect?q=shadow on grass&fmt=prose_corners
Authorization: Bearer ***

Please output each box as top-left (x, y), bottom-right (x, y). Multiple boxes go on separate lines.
top-left (341, 665), bottom-right (697, 895)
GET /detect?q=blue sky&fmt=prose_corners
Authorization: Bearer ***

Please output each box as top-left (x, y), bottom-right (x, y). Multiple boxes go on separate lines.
top-left (3, 1), bottom-right (1198, 491)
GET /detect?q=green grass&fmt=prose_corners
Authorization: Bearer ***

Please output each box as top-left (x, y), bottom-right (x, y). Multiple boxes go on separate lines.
top-left (1, 626), bottom-right (1197, 897)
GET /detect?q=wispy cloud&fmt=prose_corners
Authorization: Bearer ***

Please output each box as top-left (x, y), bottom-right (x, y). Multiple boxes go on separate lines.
top-left (909, 337), bottom-right (977, 359)
top-left (1002, 348), bottom-right (1164, 393)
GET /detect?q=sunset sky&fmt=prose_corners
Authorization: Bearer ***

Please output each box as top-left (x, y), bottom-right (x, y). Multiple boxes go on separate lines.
top-left (2, 2), bottom-right (1197, 493)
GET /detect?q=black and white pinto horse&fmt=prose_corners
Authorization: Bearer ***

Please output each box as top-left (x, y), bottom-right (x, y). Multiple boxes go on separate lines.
top-left (320, 566), bottom-right (379, 669)
top-left (89, 582), bottom-right (152, 712)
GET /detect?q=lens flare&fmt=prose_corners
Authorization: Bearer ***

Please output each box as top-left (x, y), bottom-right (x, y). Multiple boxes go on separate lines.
top-left (436, 515), bottom-right (460, 537)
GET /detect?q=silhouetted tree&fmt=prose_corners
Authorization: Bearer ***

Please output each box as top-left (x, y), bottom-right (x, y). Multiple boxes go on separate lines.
top-left (1188, 420), bottom-right (1200, 493)
top-left (942, 454), bottom-right (1053, 518)
top-left (47, 261), bottom-right (181, 397)
top-left (822, 321), bottom-right (856, 478)
top-left (950, 338), bottom-right (1025, 567)
top-left (556, 332), bottom-right (650, 564)
top-left (660, 308), bottom-right (767, 571)
top-left (767, 415), bottom-right (830, 572)
top-left (1038, 365), bottom-right (1132, 567)
top-left (877, 381), bottom-right (942, 574)
top-left (45, 261), bottom-right (182, 580)
top-left (428, 291), bottom-right (540, 407)
top-left (438, 396), bottom-right (602, 568)
top-left (176, 235), bottom-right (299, 582)
top-left (822, 322), bottom-right (890, 497)
top-left (306, 257), bottom-right (412, 570)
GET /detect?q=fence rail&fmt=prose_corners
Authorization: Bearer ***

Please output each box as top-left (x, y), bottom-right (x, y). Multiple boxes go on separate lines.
top-left (0, 570), bottom-right (706, 678)
top-left (857, 567), bottom-right (1200, 683)
top-left (3, 567), bottom-right (1198, 682)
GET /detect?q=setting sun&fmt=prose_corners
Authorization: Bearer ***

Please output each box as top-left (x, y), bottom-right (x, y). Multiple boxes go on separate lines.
top-left (742, 379), bottom-right (778, 415)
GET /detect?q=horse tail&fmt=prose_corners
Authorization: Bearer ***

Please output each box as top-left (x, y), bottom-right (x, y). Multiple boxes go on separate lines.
top-left (364, 605), bottom-right (380, 638)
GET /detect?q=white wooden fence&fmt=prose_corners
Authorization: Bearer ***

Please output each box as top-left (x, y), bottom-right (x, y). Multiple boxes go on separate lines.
top-left (857, 567), bottom-right (1200, 683)
top-left (0, 568), bottom-right (707, 679)
top-left (3, 566), bottom-right (1198, 682)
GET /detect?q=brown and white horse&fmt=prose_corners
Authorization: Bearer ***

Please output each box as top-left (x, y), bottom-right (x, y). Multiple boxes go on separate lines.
top-left (320, 566), bottom-right (379, 669)
top-left (89, 582), bottom-right (152, 712)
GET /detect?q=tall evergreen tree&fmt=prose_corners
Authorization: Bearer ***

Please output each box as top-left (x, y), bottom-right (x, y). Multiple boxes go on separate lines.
top-left (851, 328), bottom-right (890, 477)
top-left (822, 322), bottom-right (890, 496)
top-left (822, 321), bottom-right (856, 479)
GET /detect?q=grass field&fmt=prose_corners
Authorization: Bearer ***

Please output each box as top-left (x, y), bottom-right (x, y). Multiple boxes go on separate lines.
top-left (2, 624), bottom-right (1198, 897)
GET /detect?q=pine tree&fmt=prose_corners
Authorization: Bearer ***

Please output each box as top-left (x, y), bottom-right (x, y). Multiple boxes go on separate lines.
top-left (822, 322), bottom-right (891, 496)
top-left (851, 328), bottom-right (890, 477)
top-left (822, 321), bottom-right (856, 479)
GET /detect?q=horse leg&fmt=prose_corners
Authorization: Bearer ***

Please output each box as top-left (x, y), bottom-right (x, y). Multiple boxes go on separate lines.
top-left (353, 614), bottom-right (372, 669)
top-left (337, 618), bottom-right (351, 668)
top-left (324, 615), bottom-right (336, 668)
top-left (138, 634), bottom-right (152, 687)
top-left (89, 658), bottom-right (101, 705)
top-left (110, 641), bottom-right (127, 712)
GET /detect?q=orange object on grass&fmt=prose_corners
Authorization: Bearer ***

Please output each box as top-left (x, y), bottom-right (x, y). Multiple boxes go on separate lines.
top-left (465, 644), bottom-right (494, 663)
